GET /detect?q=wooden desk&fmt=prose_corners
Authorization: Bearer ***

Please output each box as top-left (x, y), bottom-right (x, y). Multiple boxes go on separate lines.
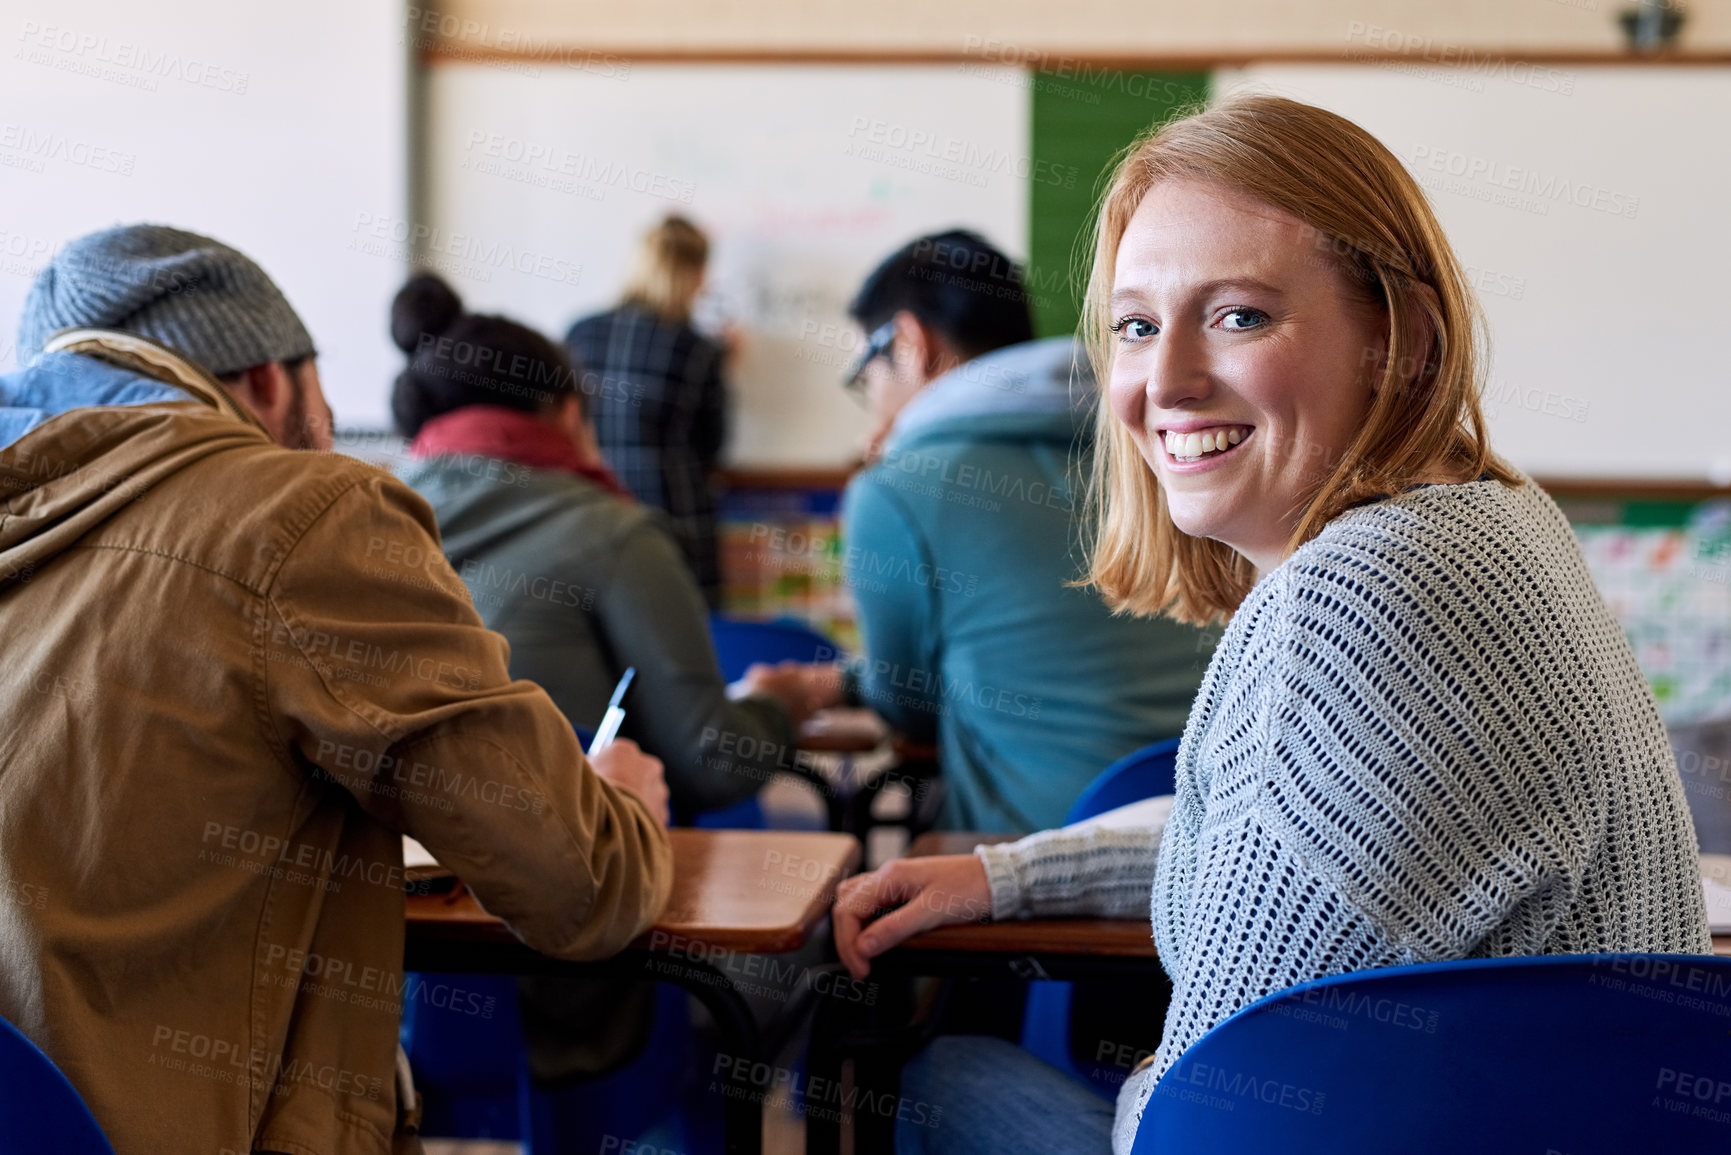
top-left (407, 828), bottom-right (858, 955)
top-left (795, 708), bottom-right (940, 763)
top-left (405, 828), bottom-right (860, 1155)
top-left (899, 833), bottom-right (1731, 961)
top-left (895, 832), bottom-right (1158, 968)
top-left (795, 708), bottom-right (887, 755)
top-left (789, 710), bottom-right (941, 838)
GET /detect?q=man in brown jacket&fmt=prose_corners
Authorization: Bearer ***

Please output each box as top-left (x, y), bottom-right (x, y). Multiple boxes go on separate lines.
top-left (0, 224), bottom-right (674, 1155)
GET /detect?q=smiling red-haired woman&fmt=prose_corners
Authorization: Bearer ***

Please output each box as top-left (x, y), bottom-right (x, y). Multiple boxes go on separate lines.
top-left (831, 94), bottom-right (1710, 1155)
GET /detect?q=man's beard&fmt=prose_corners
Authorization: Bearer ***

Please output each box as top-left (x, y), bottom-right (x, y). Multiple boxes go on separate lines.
top-left (282, 372), bottom-right (312, 450)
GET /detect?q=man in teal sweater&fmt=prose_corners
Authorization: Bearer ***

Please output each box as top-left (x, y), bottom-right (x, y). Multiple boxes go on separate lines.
top-left (802, 231), bottom-right (1214, 833)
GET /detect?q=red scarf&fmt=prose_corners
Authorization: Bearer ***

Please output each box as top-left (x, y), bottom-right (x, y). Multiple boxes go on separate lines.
top-left (408, 405), bottom-right (632, 498)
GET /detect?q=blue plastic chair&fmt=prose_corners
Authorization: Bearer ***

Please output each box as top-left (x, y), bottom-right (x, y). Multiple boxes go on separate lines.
top-left (707, 614), bottom-right (841, 682)
top-left (1020, 738), bottom-right (1180, 1096)
top-left (0, 1015), bottom-right (115, 1153)
top-left (1134, 952), bottom-right (1731, 1154)
top-left (702, 614), bottom-right (843, 830)
top-left (403, 973), bottom-right (713, 1153)
top-left (400, 973), bottom-right (527, 1140)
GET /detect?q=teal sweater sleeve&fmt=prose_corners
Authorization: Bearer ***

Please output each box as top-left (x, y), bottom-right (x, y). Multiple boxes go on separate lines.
top-left (841, 472), bottom-right (940, 743)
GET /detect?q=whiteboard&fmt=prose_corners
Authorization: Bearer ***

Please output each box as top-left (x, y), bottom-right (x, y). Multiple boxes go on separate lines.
top-left (425, 63), bottom-right (1030, 466)
top-left (1219, 65), bottom-right (1731, 483)
top-left (0, 0), bottom-right (407, 429)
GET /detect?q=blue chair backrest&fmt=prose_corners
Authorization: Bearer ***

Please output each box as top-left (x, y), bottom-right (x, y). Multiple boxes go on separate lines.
top-left (400, 973), bottom-right (526, 1140)
top-left (1021, 737), bottom-right (1182, 1098)
top-left (1134, 952), bottom-right (1731, 1155)
top-left (0, 1015), bottom-right (115, 1153)
top-left (708, 615), bottom-right (840, 683)
top-left (1065, 737), bottom-right (1181, 824)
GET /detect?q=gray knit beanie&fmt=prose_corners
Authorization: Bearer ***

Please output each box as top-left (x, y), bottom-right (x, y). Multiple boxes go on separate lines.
top-left (18, 224), bottom-right (317, 376)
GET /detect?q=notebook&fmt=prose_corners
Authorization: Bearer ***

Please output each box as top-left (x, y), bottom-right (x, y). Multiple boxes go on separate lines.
top-left (1702, 854), bottom-right (1731, 936)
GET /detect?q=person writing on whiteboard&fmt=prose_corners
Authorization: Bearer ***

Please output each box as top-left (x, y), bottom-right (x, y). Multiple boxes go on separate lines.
top-left (0, 225), bottom-right (672, 1155)
top-left (828, 96), bottom-right (1711, 1154)
top-left (742, 230), bottom-right (1214, 834)
top-left (565, 215), bottom-right (731, 607)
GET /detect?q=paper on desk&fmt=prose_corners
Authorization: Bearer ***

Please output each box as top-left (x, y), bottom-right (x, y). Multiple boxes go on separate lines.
top-left (402, 836), bottom-right (454, 880)
top-left (1703, 854), bottom-right (1731, 935)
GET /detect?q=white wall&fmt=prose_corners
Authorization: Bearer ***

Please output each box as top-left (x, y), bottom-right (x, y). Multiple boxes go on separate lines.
top-left (0, 0), bottom-right (407, 428)
top-left (1222, 65), bottom-right (1731, 483)
top-left (425, 63), bottom-right (1030, 466)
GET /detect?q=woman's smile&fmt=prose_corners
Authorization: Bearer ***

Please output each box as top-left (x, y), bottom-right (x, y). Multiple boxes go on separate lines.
top-left (1158, 423), bottom-right (1254, 470)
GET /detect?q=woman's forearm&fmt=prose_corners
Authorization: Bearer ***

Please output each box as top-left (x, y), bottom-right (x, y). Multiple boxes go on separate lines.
top-left (975, 823), bottom-right (1163, 921)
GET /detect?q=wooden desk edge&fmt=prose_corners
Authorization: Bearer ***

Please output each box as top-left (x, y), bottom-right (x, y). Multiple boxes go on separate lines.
top-left (907, 835), bottom-right (1731, 960)
top-left (405, 833), bottom-right (861, 956)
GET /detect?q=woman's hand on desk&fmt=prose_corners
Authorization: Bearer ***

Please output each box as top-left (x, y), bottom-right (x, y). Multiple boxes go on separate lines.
top-left (833, 854), bottom-right (992, 980)
top-left (589, 739), bottom-right (670, 827)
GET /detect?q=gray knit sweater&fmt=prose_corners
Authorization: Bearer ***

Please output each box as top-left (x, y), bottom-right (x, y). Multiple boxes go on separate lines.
top-left (974, 475), bottom-right (1711, 1154)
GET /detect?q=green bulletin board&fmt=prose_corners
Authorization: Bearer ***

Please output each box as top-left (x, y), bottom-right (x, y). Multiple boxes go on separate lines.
top-left (1563, 497), bottom-right (1731, 724)
top-left (1026, 69), bottom-right (1210, 339)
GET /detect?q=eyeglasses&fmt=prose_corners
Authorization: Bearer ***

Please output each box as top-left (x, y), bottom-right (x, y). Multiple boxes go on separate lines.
top-left (842, 321), bottom-right (897, 396)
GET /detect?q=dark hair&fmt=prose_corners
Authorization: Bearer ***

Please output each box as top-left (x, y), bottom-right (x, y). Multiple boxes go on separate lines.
top-left (389, 273), bottom-right (584, 438)
top-left (848, 229), bottom-right (1034, 360)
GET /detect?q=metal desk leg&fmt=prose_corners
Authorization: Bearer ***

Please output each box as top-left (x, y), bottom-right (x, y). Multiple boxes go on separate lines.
top-left (639, 952), bottom-right (765, 1155)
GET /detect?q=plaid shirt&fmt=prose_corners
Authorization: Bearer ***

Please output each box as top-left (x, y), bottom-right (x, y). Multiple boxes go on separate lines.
top-left (565, 304), bottom-right (727, 601)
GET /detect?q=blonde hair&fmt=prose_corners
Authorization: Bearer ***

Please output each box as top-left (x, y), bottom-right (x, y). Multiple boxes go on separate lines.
top-left (1083, 93), bottom-right (1518, 625)
top-left (621, 216), bottom-right (709, 323)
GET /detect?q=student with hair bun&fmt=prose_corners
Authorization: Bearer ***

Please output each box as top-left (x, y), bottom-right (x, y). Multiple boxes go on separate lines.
top-left (391, 272), bottom-right (838, 1087)
top-left (390, 273), bottom-right (826, 819)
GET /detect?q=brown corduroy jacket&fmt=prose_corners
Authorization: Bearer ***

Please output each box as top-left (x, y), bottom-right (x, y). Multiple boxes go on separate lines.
top-left (0, 336), bottom-right (673, 1155)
